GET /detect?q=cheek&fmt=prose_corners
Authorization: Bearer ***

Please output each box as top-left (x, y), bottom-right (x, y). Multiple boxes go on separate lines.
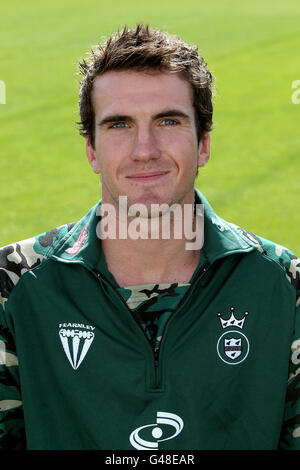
top-left (163, 134), bottom-right (198, 169)
top-left (94, 138), bottom-right (122, 174)
top-left (161, 127), bottom-right (197, 149)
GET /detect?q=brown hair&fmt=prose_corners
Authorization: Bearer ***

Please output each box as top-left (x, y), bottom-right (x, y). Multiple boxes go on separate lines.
top-left (78, 24), bottom-right (215, 147)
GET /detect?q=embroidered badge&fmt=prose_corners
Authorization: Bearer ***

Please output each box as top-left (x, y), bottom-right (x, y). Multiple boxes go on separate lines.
top-left (59, 322), bottom-right (95, 369)
top-left (216, 307), bottom-right (250, 365)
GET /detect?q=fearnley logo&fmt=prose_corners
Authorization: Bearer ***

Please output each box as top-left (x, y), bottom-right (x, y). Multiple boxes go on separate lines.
top-left (59, 323), bottom-right (95, 370)
top-left (216, 307), bottom-right (250, 365)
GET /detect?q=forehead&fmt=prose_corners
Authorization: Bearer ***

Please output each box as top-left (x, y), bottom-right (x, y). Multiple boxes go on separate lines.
top-left (91, 70), bottom-right (194, 117)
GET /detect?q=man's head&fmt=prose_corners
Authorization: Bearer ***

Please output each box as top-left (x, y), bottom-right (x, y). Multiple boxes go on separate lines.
top-left (78, 25), bottom-right (214, 212)
top-left (78, 24), bottom-right (215, 148)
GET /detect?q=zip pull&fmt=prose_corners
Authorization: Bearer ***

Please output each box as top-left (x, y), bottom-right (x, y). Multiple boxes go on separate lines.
top-left (201, 262), bottom-right (210, 274)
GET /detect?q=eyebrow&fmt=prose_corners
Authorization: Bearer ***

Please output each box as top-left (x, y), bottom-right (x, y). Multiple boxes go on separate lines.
top-left (154, 109), bottom-right (190, 121)
top-left (98, 114), bottom-right (131, 127)
top-left (97, 109), bottom-right (191, 127)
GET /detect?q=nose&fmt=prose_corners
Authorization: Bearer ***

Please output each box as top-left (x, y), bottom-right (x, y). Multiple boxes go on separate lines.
top-left (130, 126), bottom-right (161, 162)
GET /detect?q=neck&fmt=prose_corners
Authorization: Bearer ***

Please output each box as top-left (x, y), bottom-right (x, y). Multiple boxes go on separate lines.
top-left (102, 237), bottom-right (200, 287)
top-left (99, 199), bottom-right (204, 286)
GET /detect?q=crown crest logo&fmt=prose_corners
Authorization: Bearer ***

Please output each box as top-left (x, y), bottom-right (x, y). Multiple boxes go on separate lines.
top-left (218, 307), bottom-right (248, 329)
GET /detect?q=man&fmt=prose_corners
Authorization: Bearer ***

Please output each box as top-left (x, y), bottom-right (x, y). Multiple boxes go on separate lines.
top-left (0, 25), bottom-right (299, 450)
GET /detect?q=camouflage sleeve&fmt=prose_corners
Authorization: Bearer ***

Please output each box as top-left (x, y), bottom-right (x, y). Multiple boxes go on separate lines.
top-left (0, 304), bottom-right (26, 449)
top-left (0, 223), bottom-right (76, 450)
top-left (279, 263), bottom-right (300, 449)
top-left (231, 225), bottom-right (300, 448)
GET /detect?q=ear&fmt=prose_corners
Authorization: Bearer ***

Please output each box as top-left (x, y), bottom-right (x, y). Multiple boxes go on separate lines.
top-left (197, 132), bottom-right (210, 168)
top-left (85, 137), bottom-right (101, 174)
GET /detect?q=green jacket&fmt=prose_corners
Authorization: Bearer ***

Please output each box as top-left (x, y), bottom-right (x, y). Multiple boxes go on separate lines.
top-left (0, 189), bottom-right (300, 450)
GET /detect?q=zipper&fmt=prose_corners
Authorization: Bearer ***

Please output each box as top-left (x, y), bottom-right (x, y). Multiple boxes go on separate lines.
top-left (93, 269), bottom-right (155, 348)
top-left (151, 261), bottom-right (211, 385)
top-left (154, 348), bottom-right (159, 387)
top-left (93, 262), bottom-right (210, 389)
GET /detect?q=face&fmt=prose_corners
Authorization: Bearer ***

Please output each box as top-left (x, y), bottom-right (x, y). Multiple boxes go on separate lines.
top-left (86, 70), bottom-right (210, 212)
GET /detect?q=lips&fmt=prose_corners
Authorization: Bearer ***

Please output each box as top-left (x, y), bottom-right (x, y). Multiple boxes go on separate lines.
top-left (126, 171), bottom-right (169, 182)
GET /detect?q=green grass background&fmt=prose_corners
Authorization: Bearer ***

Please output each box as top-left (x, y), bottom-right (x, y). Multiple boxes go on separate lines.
top-left (0, 0), bottom-right (299, 253)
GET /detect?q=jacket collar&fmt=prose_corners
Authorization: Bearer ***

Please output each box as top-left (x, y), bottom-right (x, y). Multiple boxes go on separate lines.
top-left (194, 188), bottom-right (255, 263)
top-left (50, 189), bottom-right (255, 268)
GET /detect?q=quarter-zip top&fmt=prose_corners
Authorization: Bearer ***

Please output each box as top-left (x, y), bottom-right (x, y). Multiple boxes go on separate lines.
top-left (0, 189), bottom-right (299, 450)
top-left (94, 261), bottom-right (210, 390)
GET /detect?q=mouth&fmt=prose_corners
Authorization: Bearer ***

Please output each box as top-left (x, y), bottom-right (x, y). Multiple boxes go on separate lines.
top-left (126, 171), bottom-right (169, 183)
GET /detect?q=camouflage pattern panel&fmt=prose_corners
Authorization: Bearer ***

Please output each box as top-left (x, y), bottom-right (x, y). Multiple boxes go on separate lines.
top-left (232, 224), bottom-right (300, 306)
top-left (279, 301), bottom-right (300, 449)
top-left (231, 225), bottom-right (300, 449)
top-left (0, 223), bottom-right (75, 449)
top-left (34, 223), bottom-right (76, 256)
top-left (118, 283), bottom-right (190, 351)
top-left (0, 405), bottom-right (26, 450)
top-left (0, 311), bottom-right (25, 449)
top-left (0, 223), bottom-right (75, 309)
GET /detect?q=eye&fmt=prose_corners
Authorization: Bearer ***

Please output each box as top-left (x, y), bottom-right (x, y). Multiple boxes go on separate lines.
top-left (110, 121), bottom-right (128, 129)
top-left (160, 118), bottom-right (178, 126)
